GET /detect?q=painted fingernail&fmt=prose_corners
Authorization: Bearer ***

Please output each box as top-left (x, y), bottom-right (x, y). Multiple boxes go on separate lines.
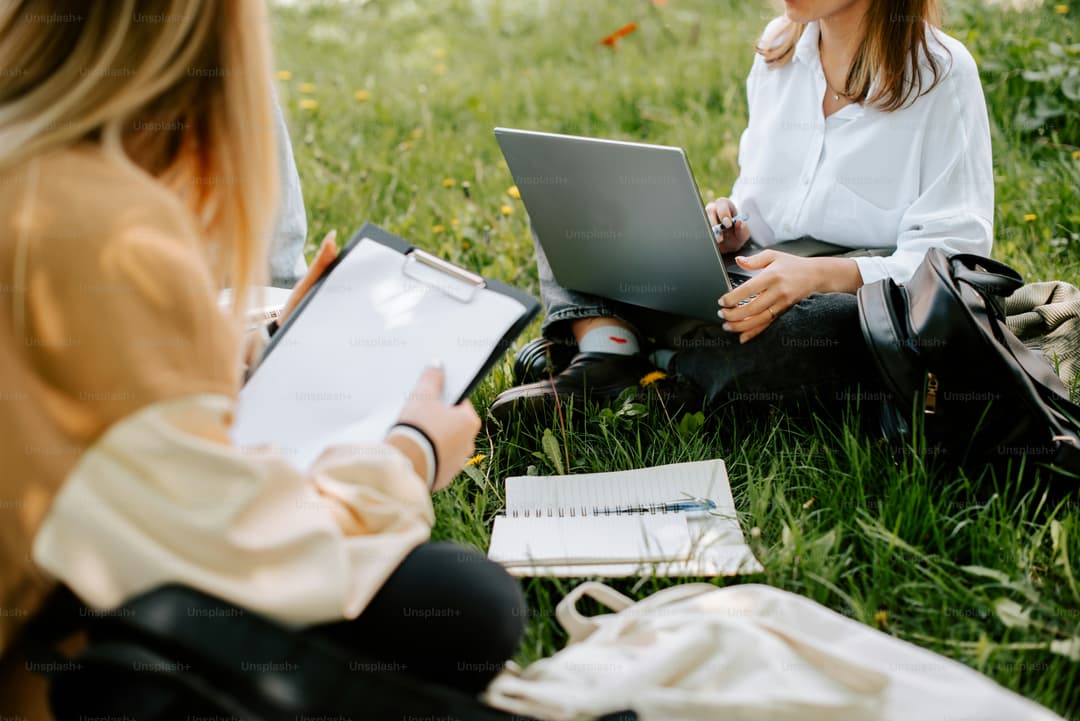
top-left (722, 322), bottom-right (733, 332)
top-left (717, 309), bottom-right (726, 320)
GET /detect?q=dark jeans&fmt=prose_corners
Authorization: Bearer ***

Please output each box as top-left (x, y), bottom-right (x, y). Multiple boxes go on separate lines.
top-left (535, 236), bottom-right (882, 410)
top-left (312, 542), bottom-right (526, 696)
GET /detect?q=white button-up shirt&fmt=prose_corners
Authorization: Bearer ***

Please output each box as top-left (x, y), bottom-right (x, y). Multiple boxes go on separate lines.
top-left (729, 18), bottom-right (994, 285)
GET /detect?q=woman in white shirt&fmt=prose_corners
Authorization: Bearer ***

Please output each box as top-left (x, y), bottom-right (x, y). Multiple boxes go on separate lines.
top-left (490, 0), bottom-right (993, 419)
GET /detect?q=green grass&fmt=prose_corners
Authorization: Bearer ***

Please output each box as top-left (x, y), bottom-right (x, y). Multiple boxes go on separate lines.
top-left (272, 0), bottom-right (1080, 715)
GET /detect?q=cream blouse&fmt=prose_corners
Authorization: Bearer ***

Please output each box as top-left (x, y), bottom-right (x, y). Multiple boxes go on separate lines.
top-left (0, 146), bottom-right (434, 662)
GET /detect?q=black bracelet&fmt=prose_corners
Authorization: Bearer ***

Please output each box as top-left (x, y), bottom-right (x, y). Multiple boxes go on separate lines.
top-left (267, 319), bottom-right (280, 337)
top-left (390, 422), bottom-right (439, 485)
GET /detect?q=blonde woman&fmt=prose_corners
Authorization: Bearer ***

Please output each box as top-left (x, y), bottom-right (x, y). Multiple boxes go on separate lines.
top-left (491, 0), bottom-right (993, 418)
top-left (0, 0), bottom-right (522, 714)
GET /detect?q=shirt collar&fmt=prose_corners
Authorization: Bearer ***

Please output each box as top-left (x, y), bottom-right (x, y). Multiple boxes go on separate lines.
top-left (792, 21), bottom-right (821, 69)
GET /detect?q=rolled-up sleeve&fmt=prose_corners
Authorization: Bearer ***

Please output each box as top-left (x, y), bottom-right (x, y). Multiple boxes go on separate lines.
top-left (32, 394), bottom-right (434, 626)
top-left (854, 53), bottom-right (994, 286)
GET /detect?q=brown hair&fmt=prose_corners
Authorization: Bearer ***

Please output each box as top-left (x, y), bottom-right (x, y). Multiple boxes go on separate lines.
top-left (0, 0), bottom-right (278, 303)
top-left (757, 1), bottom-right (949, 112)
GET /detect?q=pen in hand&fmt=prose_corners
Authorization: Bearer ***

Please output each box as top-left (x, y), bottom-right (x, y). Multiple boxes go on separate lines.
top-left (711, 212), bottom-right (749, 237)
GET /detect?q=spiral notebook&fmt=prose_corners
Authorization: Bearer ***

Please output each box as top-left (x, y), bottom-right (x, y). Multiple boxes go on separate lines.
top-left (487, 459), bottom-right (763, 577)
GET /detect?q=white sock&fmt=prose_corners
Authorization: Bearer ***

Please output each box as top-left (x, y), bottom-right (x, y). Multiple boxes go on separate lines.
top-left (650, 349), bottom-right (675, 370)
top-left (578, 325), bottom-right (640, 356)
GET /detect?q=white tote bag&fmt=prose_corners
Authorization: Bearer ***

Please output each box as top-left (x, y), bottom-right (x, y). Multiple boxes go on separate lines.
top-left (485, 582), bottom-right (1065, 721)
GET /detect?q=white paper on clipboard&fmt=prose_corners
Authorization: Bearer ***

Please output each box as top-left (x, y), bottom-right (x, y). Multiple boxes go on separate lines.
top-left (231, 237), bottom-right (528, 469)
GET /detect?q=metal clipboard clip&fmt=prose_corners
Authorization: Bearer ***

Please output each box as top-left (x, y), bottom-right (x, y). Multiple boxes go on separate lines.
top-left (401, 248), bottom-right (485, 303)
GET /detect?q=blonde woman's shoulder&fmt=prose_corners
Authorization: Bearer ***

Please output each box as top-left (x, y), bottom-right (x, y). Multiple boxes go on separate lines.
top-left (926, 25), bottom-right (981, 82)
top-left (0, 144), bottom-right (203, 265)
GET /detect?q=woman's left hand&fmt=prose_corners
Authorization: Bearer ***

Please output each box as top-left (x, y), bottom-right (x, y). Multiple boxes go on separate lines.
top-left (280, 230), bottom-right (339, 323)
top-left (718, 251), bottom-right (862, 344)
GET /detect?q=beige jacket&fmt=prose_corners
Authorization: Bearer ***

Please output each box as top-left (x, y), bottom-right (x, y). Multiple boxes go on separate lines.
top-left (0, 146), bottom-right (434, 716)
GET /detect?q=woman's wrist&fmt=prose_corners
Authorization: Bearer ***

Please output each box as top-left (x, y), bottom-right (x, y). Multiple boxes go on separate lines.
top-left (386, 424), bottom-right (438, 490)
top-left (815, 257), bottom-right (863, 294)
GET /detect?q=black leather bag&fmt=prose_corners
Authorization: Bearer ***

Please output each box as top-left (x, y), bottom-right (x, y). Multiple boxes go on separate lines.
top-left (856, 248), bottom-right (1080, 477)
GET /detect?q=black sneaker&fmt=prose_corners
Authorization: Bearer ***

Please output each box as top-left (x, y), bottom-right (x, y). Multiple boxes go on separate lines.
top-left (488, 351), bottom-right (657, 425)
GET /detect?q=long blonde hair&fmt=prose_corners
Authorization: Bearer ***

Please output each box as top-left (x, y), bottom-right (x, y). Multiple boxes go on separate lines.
top-left (758, 1), bottom-right (948, 112)
top-left (0, 0), bottom-right (278, 297)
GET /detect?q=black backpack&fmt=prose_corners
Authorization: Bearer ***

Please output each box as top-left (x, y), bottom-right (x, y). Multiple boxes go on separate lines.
top-left (856, 248), bottom-right (1080, 478)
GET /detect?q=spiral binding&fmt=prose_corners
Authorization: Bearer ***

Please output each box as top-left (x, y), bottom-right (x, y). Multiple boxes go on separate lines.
top-left (509, 503), bottom-right (678, 518)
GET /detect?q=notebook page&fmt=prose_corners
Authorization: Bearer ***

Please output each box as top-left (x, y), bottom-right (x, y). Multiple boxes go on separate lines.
top-left (488, 515), bottom-right (691, 566)
top-left (504, 459), bottom-right (729, 516)
top-left (232, 239), bottom-right (525, 468)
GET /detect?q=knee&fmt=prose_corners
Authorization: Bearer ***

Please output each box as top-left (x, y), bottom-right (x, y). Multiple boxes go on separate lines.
top-left (410, 542), bottom-right (527, 654)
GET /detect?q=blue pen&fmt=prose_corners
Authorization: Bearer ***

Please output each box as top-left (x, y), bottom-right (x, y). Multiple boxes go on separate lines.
top-left (593, 498), bottom-right (717, 516)
top-left (712, 212), bottom-right (749, 236)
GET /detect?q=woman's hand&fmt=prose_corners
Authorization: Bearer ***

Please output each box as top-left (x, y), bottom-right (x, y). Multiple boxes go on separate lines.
top-left (389, 364), bottom-right (481, 492)
top-left (279, 230), bottom-right (338, 324)
top-left (718, 252), bottom-right (863, 344)
top-left (704, 197), bottom-right (751, 254)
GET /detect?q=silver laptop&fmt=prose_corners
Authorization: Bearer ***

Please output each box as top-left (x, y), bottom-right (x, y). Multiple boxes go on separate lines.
top-left (495, 128), bottom-right (739, 322)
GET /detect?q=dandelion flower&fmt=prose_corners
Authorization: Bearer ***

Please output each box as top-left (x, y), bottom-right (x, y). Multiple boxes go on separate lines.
top-left (299, 82), bottom-right (315, 93)
top-left (451, 218), bottom-right (460, 227)
top-left (411, 128), bottom-right (423, 140)
top-left (1054, 3), bottom-right (1068, 12)
top-left (432, 224), bottom-right (446, 234)
top-left (442, 178), bottom-right (456, 188)
top-left (299, 98), bottom-right (318, 110)
top-left (466, 453), bottom-right (486, 466)
top-left (433, 48), bottom-right (448, 59)
top-left (434, 63), bottom-right (447, 75)
top-left (639, 370), bottom-right (667, 387)
top-left (507, 185), bottom-right (521, 199)
top-left (353, 89), bottom-right (371, 102)
top-left (500, 204), bottom-right (513, 216)
top-left (1072, 149), bottom-right (1080, 160)
top-left (1024, 213), bottom-right (1037, 222)
top-left (276, 70), bottom-right (292, 80)
top-left (874, 610), bottom-right (888, 626)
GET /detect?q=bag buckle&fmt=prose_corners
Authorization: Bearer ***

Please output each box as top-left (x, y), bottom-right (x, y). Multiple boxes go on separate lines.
top-left (924, 372), bottom-right (939, 415)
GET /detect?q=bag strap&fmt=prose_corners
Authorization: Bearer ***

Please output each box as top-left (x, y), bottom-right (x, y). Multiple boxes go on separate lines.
top-left (555, 582), bottom-right (635, 643)
top-left (950, 254), bottom-right (1024, 298)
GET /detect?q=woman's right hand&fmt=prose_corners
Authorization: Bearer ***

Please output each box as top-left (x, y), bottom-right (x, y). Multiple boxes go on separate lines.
top-left (705, 197), bottom-right (751, 254)
top-left (390, 364), bottom-right (481, 492)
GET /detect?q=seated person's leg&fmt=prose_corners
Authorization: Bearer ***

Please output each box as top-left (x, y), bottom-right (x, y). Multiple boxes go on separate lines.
top-left (490, 231), bottom-right (658, 420)
top-left (665, 292), bottom-right (881, 413)
top-left (267, 93), bottom-right (309, 288)
top-left (309, 542), bottom-right (526, 696)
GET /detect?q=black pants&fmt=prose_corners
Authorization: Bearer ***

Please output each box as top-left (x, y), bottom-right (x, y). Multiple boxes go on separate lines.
top-left (311, 541), bottom-right (527, 696)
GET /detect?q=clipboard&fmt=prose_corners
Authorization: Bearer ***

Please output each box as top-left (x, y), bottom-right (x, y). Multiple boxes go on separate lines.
top-left (232, 223), bottom-right (540, 467)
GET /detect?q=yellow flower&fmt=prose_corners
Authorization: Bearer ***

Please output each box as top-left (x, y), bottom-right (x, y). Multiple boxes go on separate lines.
top-left (874, 610), bottom-right (888, 626)
top-left (1072, 149), bottom-right (1080, 161)
top-left (639, 370), bottom-right (667, 387)
top-left (276, 70), bottom-right (292, 80)
top-left (434, 63), bottom-right (447, 75)
top-left (443, 178), bottom-right (456, 188)
top-left (432, 224), bottom-right (446, 234)
top-left (411, 128), bottom-right (424, 140)
top-left (507, 185), bottom-right (521, 199)
top-left (298, 98), bottom-right (318, 110)
top-left (500, 204), bottom-right (513, 216)
top-left (1024, 213), bottom-right (1037, 222)
top-left (433, 48), bottom-right (448, 59)
top-left (1054, 4), bottom-right (1068, 13)
top-left (353, 89), bottom-right (371, 102)
top-left (451, 218), bottom-right (460, 226)
top-left (299, 82), bottom-right (315, 93)
top-left (466, 453), bottom-right (486, 466)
